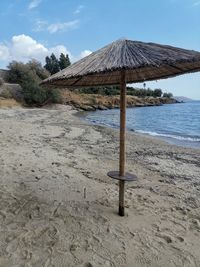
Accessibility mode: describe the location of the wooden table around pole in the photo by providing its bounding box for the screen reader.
[107,70,138,217]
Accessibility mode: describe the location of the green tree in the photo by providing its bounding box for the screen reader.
[44,56,52,74]
[163,92,173,98]
[146,88,153,96]
[78,85,174,99]
[59,53,71,70]
[44,53,60,75]
[153,89,162,97]
[50,53,60,74]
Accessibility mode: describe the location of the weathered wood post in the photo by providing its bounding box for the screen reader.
[119,70,126,216]
[107,70,137,216]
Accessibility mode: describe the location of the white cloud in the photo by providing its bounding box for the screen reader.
[47,20,79,33]
[0,34,91,68]
[34,19,79,33]
[49,45,72,60]
[34,19,48,32]
[74,5,84,15]
[71,50,92,62]
[28,0,42,10]
[0,44,10,61]
[11,35,48,60]
[80,50,92,58]
[0,34,65,65]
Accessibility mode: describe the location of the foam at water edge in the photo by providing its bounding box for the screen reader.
[135,130,200,142]
[86,118,200,143]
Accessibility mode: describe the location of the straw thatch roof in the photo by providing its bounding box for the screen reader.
[41,39,200,87]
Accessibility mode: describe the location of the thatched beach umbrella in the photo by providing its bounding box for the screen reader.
[41,39,200,216]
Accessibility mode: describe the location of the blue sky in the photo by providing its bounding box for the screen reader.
[0,0,200,99]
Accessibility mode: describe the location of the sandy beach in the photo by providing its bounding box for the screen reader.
[0,105,200,267]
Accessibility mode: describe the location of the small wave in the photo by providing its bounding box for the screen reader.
[86,117,200,143]
[135,130,200,142]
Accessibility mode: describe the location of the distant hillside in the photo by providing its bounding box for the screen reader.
[174,96,193,102]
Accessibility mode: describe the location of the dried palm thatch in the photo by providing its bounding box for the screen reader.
[41,39,200,87]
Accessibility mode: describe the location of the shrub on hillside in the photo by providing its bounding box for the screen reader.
[7,60,49,85]
[7,60,62,106]
[47,88,62,104]
[153,89,162,97]
[22,81,47,106]
[163,92,173,98]
[28,60,50,80]
[79,86,120,95]
[0,86,12,99]
[78,86,165,98]
[23,81,62,106]
[0,78,4,86]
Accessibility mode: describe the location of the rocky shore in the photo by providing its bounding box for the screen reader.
[61,90,178,111]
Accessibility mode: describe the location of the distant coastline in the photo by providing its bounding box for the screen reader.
[174,96,194,103]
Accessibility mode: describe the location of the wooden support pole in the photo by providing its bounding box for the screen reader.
[107,70,137,215]
[119,70,126,216]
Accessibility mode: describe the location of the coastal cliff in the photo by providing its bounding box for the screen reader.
[60,90,178,111]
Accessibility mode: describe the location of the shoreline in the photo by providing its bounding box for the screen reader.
[0,105,200,266]
[79,108,200,150]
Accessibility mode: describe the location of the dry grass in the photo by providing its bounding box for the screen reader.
[0,97,22,108]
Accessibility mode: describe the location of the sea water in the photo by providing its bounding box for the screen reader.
[85,101,200,149]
